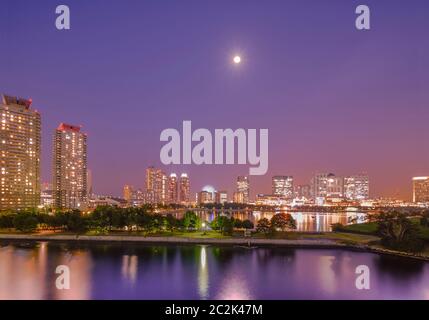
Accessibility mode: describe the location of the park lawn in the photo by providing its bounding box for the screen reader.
[151,230,232,239]
[251,231,301,240]
[248,231,379,244]
[83,229,233,239]
[336,217,429,244]
[407,217,429,241]
[338,222,378,235]
[302,232,380,245]
[416,225,429,241]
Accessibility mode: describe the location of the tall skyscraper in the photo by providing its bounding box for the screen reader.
[0,94,41,210]
[236,176,250,203]
[145,166,166,204]
[413,177,429,203]
[179,173,190,205]
[168,173,178,204]
[272,176,294,199]
[344,175,369,200]
[53,123,88,210]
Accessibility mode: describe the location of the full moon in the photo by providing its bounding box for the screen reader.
[233,55,241,64]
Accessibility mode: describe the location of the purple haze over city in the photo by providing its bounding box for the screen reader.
[1,0,429,199]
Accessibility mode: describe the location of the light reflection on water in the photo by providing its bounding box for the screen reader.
[198,246,209,299]
[181,211,368,232]
[0,241,428,300]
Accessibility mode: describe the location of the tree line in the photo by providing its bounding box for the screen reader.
[0,206,299,236]
[0,206,262,235]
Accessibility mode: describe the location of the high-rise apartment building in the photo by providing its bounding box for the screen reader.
[0,94,41,210]
[168,173,178,204]
[236,176,250,203]
[145,166,156,197]
[272,176,294,199]
[146,167,162,204]
[179,173,190,205]
[413,177,429,203]
[145,166,168,204]
[53,123,87,210]
[344,175,369,200]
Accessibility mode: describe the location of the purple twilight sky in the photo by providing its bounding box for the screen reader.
[1,0,429,200]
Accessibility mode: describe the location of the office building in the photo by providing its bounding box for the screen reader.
[344,175,369,200]
[311,173,343,199]
[272,176,294,199]
[215,191,228,204]
[413,177,429,203]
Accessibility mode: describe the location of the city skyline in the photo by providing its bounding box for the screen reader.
[2,1,429,200]
[1,92,425,205]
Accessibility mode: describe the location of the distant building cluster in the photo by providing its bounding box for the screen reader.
[123,167,190,206]
[254,173,370,207]
[311,173,370,204]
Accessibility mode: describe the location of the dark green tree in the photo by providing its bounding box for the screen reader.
[0,214,14,229]
[182,211,201,230]
[256,218,271,234]
[420,210,429,227]
[210,216,233,235]
[13,212,38,232]
[165,214,179,232]
[270,213,296,232]
[242,219,254,229]
[233,219,243,229]
[375,211,424,252]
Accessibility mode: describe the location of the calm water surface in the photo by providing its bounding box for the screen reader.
[0,241,428,300]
